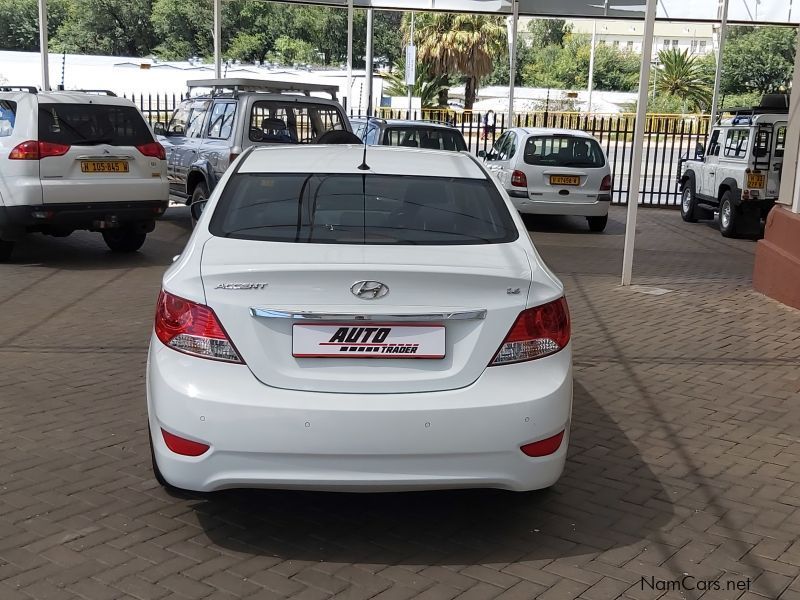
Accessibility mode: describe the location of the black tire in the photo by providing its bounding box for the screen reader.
[718,190,739,238]
[190,182,209,228]
[0,240,14,262]
[680,181,698,222]
[102,228,147,253]
[587,215,608,232]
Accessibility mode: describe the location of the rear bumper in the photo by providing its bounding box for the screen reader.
[0,201,168,239]
[147,337,573,493]
[509,194,611,217]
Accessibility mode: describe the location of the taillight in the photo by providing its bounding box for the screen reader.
[521,431,565,457]
[137,141,166,160]
[161,429,210,456]
[600,175,612,191]
[154,290,243,363]
[511,170,528,187]
[9,140,70,160]
[490,297,570,366]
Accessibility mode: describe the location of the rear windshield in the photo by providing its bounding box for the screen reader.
[209,173,518,245]
[383,127,467,151]
[38,103,153,146]
[249,101,346,143]
[0,101,15,137]
[524,135,605,168]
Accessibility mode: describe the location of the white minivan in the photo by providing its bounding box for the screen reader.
[481,128,612,232]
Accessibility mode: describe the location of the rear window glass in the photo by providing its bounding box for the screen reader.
[0,100,15,137]
[38,103,153,146]
[524,135,605,168]
[383,127,467,151]
[209,173,518,245]
[249,101,345,143]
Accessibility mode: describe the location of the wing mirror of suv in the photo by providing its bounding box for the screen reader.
[190,200,207,222]
[477,150,487,159]
[694,142,705,159]
[153,122,167,136]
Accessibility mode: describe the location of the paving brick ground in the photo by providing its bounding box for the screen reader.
[0,206,798,600]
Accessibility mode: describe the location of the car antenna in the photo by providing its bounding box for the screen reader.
[357,99,371,171]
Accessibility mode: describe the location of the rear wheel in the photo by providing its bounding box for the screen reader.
[190,182,209,228]
[587,215,608,232]
[719,191,739,238]
[102,228,147,253]
[0,240,14,262]
[680,182,698,222]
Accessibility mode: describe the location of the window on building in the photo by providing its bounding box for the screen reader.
[690,40,698,52]
[672,39,679,47]
[613,40,620,47]
[699,40,707,52]
[627,41,634,49]
[662,39,670,48]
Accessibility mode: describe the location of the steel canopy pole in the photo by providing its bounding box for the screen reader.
[507,0,519,123]
[620,0,657,286]
[587,19,597,113]
[346,0,354,112]
[365,8,374,116]
[213,0,222,79]
[38,0,50,91]
[708,0,730,130]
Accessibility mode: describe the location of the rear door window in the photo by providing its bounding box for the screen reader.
[38,103,153,146]
[0,100,15,136]
[524,136,605,167]
[249,101,345,143]
[209,173,518,245]
[207,101,236,139]
[383,127,467,151]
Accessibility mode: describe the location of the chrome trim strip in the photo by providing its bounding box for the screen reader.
[249,308,487,322]
[76,155,134,160]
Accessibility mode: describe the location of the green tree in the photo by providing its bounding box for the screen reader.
[383,60,450,108]
[409,13,506,109]
[525,18,571,49]
[52,0,155,56]
[270,36,318,65]
[721,26,796,95]
[0,0,69,52]
[654,48,712,112]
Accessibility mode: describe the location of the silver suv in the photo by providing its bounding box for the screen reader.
[0,87,168,261]
[154,78,352,206]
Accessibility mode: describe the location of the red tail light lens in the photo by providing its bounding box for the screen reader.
[161,429,210,456]
[137,141,167,160]
[600,175,612,191]
[511,170,528,187]
[154,290,243,363]
[9,140,70,160]
[521,431,565,457]
[490,297,570,365]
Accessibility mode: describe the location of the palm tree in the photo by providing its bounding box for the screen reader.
[383,61,451,109]
[407,13,507,110]
[655,48,712,113]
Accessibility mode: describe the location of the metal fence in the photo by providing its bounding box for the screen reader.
[126,92,710,208]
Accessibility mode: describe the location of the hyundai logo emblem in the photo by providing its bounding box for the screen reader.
[350,281,389,300]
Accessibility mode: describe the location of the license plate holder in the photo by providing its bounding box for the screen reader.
[80,160,129,173]
[746,173,765,189]
[292,323,445,359]
[549,175,580,186]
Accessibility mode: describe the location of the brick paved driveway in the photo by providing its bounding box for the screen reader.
[0,207,798,600]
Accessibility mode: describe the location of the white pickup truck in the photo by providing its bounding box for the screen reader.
[678,95,788,238]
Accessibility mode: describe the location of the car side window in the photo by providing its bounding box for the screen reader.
[185,101,211,139]
[365,125,379,145]
[167,101,192,135]
[496,133,515,161]
[707,129,721,156]
[487,133,508,161]
[0,100,15,137]
[207,102,236,140]
[505,133,517,159]
[775,126,786,158]
[724,128,750,159]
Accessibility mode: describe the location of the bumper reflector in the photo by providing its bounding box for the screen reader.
[161,429,210,456]
[520,430,564,457]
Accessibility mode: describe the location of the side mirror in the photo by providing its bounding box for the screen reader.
[694,142,705,159]
[153,122,167,136]
[190,200,207,223]
[477,150,486,158]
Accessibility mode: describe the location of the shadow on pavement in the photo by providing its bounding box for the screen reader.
[190,381,673,565]
[522,213,626,236]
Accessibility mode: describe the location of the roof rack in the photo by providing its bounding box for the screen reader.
[70,89,118,96]
[719,93,789,124]
[0,86,37,93]
[186,78,338,100]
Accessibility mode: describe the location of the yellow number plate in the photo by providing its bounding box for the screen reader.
[80,160,129,173]
[550,175,580,186]
[746,173,765,189]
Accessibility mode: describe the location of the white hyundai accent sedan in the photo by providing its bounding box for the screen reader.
[147,144,573,493]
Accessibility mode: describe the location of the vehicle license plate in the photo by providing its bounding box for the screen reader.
[746,173,765,189]
[549,175,580,186]
[80,160,129,173]
[293,324,445,359]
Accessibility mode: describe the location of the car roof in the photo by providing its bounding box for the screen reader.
[0,90,137,107]
[350,117,458,130]
[240,145,486,179]
[510,127,595,138]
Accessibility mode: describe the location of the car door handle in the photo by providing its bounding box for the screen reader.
[708,171,715,175]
